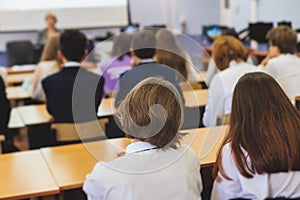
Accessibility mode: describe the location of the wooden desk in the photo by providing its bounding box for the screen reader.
[197,71,207,83]
[6,86,30,100]
[41,138,131,190]
[7,65,35,74]
[7,73,33,85]
[181,125,228,167]
[17,104,52,126]
[0,150,59,199]
[184,89,208,107]
[8,108,25,129]
[97,98,115,118]
[40,126,227,190]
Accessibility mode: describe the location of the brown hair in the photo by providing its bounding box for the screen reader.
[267,25,297,54]
[212,36,247,71]
[40,34,61,63]
[45,12,57,23]
[116,77,184,148]
[156,29,188,79]
[111,33,132,61]
[213,72,300,179]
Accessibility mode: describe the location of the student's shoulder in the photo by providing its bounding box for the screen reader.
[42,70,61,84]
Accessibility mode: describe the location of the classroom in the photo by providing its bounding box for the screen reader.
[1,0,300,199]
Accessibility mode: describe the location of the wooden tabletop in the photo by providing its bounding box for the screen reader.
[40,126,228,191]
[0,150,59,199]
[97,98,115,118]
[6,86,30,100]
[184,89,208,107]
[197,71,207,83]
[7,65,36,74]
[40,138,131,190]
[8,108,25,129]
[7,73,33,85]
[17,104,53,126]
[181,125,228,167]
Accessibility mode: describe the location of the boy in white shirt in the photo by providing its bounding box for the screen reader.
[261,25,300,101]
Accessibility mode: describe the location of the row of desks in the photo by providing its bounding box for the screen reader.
[8,89,209,129]
[0,125,228,199]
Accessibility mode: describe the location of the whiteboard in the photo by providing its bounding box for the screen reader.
[0,0,128,32]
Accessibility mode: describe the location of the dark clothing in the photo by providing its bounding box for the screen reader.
[0,77,11,134]
[115,62,185,107]
[42,67,104,123]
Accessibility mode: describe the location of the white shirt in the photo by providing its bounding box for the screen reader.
[65,61,81,67]
[203,61,261,127]
[265,54,300,101]
[211,143,300,199]
[83,141,202,200]
[30,60,59,100]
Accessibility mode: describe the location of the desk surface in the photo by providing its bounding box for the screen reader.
[0,150,59,199]
[40,126,228,191]
[7,65,35,74]
[41,138,131,190]
[6,86,30,100]
[8,108,25,129]
[7,73,33,85]
[17,104,52,126]
[17,90,208,126]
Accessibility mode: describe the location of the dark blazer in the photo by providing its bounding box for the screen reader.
[42,67,104,123]
[115,62,185,107]
[0,76,11,134]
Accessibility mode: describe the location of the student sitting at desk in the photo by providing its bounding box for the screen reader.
[96,33,132,96]
[211,72,300,199]
[203,36,261,127]
[115,30,184,107]
[0,76,10,136]
[83,77,202,200]
[30,34,61,101]
[260,25,300,102]
[155,29,198,82]
[42,30,104,123]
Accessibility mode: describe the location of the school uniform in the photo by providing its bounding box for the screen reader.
[203,61,261,127]
[83,141,202,200]
[211,143,300,199]
[42,62,104,123]
[265,54,300,101]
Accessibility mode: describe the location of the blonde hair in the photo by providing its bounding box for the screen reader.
[212,36,247,71]
[40,34,60,63]
[116,77,184,148]
[45,12,57,23]
[156,29,187,78]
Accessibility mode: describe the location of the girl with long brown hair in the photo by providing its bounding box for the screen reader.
[211,72,300,199]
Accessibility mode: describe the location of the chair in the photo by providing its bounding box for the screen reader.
[249,22,273,43]
[51,120,106,145]
[0,134,5,154]
[6,41,35,66]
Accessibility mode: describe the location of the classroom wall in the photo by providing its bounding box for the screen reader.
[229,0,300,31]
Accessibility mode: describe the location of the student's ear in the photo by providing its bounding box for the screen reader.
[81,50,89,62]
[130,47,135,57]
[57,50,66,64]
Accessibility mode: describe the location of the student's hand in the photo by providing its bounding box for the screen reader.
[117,151,125,157]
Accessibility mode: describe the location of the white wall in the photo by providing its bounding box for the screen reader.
[228,0,300,32]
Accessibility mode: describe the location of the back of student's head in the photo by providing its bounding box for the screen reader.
[131,30,156,59]
[41,34,60,63]
[60,30,87,62]
[267,25,297,54]
[116,77,184,148]
[155,29,187,78]
[214,72,300,179]
[111,33,132,60]
[212,36,247,70]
